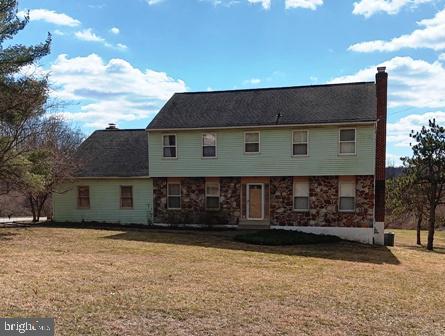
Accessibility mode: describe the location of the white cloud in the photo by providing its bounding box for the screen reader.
[387,111,445,147]
[74,28,105,43]
[352,0,433,18]
[53,29,65,36]
[247,0,271,10]
[18,9,80,26]
[285,0,323,10]
[74,29,127,51]
[244,78,262,85]
[49,54,186,128]
[349,8,445,52]
[116,43,128,50]
[330,56,445,109]
[146,0,165,5]
[386,153,403,166]
[110,27,120,34]
[439,53,445,61]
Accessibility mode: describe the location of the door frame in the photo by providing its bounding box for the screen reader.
[246,183,265,220]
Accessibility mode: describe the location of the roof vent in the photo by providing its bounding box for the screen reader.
[106,123,118,130]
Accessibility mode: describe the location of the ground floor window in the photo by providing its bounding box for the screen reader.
[77,186,90,209]
[339,176,355,212]
[120,186,133,209]
[293,178,310,211]
[167,182,181,209]
[205,181,220,210]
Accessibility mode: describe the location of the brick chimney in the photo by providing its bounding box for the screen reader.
[375,66,387,226]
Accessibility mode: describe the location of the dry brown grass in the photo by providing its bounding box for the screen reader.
[0,226,444,336]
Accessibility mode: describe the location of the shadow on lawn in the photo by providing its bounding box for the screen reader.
[103,229,400,265]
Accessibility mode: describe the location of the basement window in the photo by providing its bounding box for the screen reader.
[77,186,90,209]
[205,181,220,210]
[339,129,356,155]
[167,183,181,209]
[163,134,177,158]
[120,186,133,209]
[339,176,355,212]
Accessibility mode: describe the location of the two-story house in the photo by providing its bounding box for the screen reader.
[53,67,388,244]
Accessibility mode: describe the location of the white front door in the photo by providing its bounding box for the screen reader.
[247,184,264,220]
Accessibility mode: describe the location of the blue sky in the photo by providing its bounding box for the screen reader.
[15,0,445,165]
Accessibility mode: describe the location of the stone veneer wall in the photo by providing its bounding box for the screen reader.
[153,177,240,225]
[154,176,373,227]
[270,175,374,228]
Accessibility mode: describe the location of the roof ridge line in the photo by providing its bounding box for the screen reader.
[176,81,375,95]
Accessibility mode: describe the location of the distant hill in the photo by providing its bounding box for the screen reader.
[386,167,404,179]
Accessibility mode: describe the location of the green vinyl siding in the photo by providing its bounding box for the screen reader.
[53,179,153,224]
[148,125,376,177]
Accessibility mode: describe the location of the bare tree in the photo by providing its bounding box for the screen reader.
[16,117,83,221]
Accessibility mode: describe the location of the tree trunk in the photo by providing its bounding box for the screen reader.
[36,194,49,222]
[416,213,422,245]
[427,205,436,251]
[28,195,37,222]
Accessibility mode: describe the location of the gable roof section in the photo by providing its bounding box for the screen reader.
[75,129,148,178]
[147,82,377,130]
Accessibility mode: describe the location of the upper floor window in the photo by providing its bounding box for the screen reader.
[293,178,310,211]
[293,130,308,156]
[339,129,356,155]
[205,181,220,210]
[167,182,181,209]
[244,132,260,153]
[120,186,133,209]
[163,134,177,158]
[77,186,90,209]
[202,133,217,158]
[339,176,355,212]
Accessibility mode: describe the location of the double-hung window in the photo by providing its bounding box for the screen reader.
[120,186,133,209]
[205,181,220,210]
[293,178,310,211]
[167,183,181,209]
[293,130,308,156]
[339,177,355,212]
[244,132,260,153]
[163,134,177,158]
[339,129,356,155]
[202,133,217,158]
[78,186,90,209]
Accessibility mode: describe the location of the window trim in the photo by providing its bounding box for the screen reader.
[293,178,310,212]
[338,176,356,212]
[244,131,261,154]
[202,133,217,159]
[292,130,309,157]
[167,182,181,210]
[338,128,357,156]
[77,186,90,209]
[205,181,220,210]
[120,185,134,209]
[162,133,177,159]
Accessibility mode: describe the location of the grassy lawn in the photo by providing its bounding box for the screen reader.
[0,226,444,336]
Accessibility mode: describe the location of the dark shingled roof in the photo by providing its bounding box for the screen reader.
[76,129,148,177]
[147,82,377,130]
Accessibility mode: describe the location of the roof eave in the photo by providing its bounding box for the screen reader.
[146,120,377,132]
